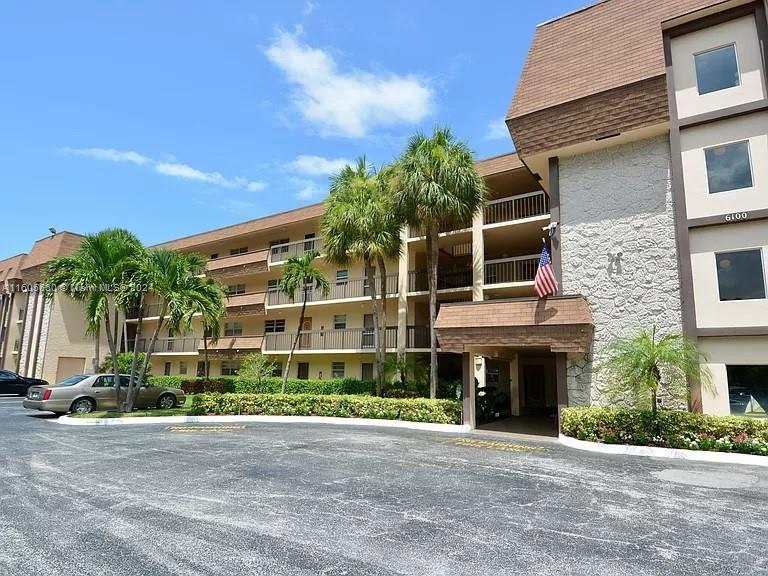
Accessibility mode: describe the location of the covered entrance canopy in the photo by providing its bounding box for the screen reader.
[435,296,593,431]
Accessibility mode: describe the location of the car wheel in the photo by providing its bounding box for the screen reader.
[70,398,95,414]
[157,394,176,409]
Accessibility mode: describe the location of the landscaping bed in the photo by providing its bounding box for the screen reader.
[189,393,462,424]
[70,395,195,419]
[561,407,768,456]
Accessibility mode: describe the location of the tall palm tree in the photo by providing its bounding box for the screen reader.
[190,276,227,380]
[45,229,144,408]
[393,127,486,398]
[121,250,223,411]
[278,250,329,392]
[600,326,711,415]
[322,158,402,395]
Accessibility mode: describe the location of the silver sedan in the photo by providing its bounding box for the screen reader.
[23,374,186,415]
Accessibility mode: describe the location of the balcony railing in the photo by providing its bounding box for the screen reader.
[267,274,399,306]
[263,327,398,352]
[409,220,472,239]
[203,335,263,351]
[483,191,549,225]
[406,325,430,349]
[126,303,163,320]
[408,268,472,292]
[207,249,268,277]
[269,237,325,265]
[484,255,539,285]
[126,337,199,353]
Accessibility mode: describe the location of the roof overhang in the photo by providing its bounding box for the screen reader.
[435,295,593,354]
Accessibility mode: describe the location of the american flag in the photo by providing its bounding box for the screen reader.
[534,244,558,298]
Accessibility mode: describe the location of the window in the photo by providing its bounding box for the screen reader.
[272,362,283,377]
[705,141,753,193]
[224,322,243,337]
[221,360,240,376]
[270,238,289,254]
[333,315,347,330]
[727,365,768,417]
[361,363,373,381]
[264,319,286,333]
[93,375,116,388]
[164,362,172,376]
[18,308,24,321]
[716,249,766,301]
[297,362,309,380]
[0,370,14,381]
[331,362,345,379]
[210,253,219,259]
[335,270,348,285]
[304,233,316,252]
[179,361,188,375]
[197,361,206,377]
[227,284,246,295]
[230,247,248,256]
[694,44,739,95]
[267,279,279,293]
[13,339,19,352]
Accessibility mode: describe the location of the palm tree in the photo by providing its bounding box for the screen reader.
[278,250,329,392]
[45,229,143,408]
[393,127,486,398]
[600,326,711,415]
[322,158,402,395]
[121,250,223,411]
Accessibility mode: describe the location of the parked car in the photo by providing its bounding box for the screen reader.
[0,370,48,396]
[23,374,185,415]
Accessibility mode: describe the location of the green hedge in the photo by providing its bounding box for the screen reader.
[561,407,768,456]
[189,393,462,424]
[147,376,375,395]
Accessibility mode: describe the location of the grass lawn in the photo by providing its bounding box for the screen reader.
[70,395,195,419]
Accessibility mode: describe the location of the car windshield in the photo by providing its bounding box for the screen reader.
[55,375,89,387]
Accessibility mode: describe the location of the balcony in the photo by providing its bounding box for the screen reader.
[267,274,399,306]
[484,254,539,286]
[269,237,324,265]
[201,335,263,358]
[125,303,165,320]
[207,249,268,278]
[127,337,199,354]
[409,220,472,239]
[483,191,549,226]
[226,291,266,317]
[406,325,430,349]
[408,268,472,293]
[263,327,398,352]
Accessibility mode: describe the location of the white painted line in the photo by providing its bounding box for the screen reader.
[559,434,768,468]
[58,414,471,434]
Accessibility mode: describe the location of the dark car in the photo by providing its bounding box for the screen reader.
[0,370,48,396]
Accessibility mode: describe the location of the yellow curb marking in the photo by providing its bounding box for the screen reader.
[440,438,545,452]
[166,425,246,433]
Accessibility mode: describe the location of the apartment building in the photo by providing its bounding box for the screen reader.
[3,0,766,431]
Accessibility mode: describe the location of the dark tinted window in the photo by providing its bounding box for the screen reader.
[705,141,753,193]
[57,375,89,386]
[695,44,739,95]
[727,365,768,417]
[716,250,766,301]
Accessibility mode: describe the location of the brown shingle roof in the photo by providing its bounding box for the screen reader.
[475,152,524,177]
[20,232,84,280]
[508,0,725,121]
[0,254,26,288]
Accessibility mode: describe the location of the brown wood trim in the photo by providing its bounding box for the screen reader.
[697,326,768,337]
[666,2,760,38]
[555,352,567,433]
[663,32,698,341]
[31,291,47,379]
[678,99,768,129]
[21,290,36,375]
[547,157,563,291]
[688,207,768,229]
[461,352,475,429]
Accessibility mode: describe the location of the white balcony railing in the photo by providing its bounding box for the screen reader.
[483,191,549,225]
[484,254,539,285]
[269,237,325,265]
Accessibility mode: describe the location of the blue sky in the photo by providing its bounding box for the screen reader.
[1,0,587,256]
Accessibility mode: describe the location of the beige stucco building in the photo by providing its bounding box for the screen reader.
[2,0,767,431]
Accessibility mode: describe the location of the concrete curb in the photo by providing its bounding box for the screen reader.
[559,434,768,467]
[58,414,471,434]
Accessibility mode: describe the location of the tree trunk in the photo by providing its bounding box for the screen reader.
[93,332,100,373]
[126,303,166,411]
[377,256,388,391]
[126,297,145,412]
[103,307,121,410]
[365,259,382,396]
[283,287,308,393]
[427,223,439,399]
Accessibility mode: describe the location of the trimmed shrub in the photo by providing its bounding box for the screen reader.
[189,393,462,424]
[179,379,232,394]
[231,377,375,396]
[561,407,768,456]
[147,376,186,388]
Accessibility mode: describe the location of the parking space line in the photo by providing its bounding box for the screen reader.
[166,425,247,433]
[437,437,546,453]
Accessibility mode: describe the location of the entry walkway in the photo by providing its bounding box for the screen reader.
[477,415,558,437]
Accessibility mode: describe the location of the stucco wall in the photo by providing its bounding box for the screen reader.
[559,135,684,407]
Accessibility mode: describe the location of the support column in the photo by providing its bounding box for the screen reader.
[471,211,486,391]
[555,352,567,433]
[396,228,409,357]
[509,354,520,416]
[462,351,475,429]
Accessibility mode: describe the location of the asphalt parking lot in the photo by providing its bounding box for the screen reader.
[1,396,767,576]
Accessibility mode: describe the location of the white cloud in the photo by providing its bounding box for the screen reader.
[61,147,265,191]
[302,1,317,16]
[265,30,433,138]
[286,154,351,176]
[59,147,150,165]
[484,118,510,141]
[290,178,324,200]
